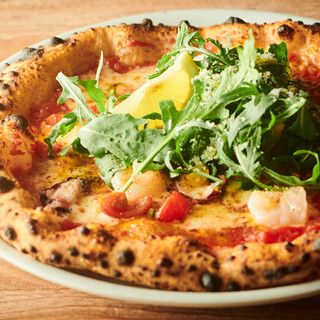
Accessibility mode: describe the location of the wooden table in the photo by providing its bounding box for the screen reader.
[0,1,319,319]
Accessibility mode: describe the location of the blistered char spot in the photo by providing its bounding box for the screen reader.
[21,47,37,59]
[50,251,62,263]
[277,24,295,40]
[227,281,241,291]
[4,226,17,240]
[0,176,15,193]
[157,257,173,268]
[26,218,37,235]
[223,17,246,24]
[200,271,222,292]
[5,114,29,132]
[117,249,135,266]
[98,260,109,269]
[50,37,65,45]
[68,247,79,256]
[79,226,90,235]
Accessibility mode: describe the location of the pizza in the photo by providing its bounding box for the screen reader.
[0,17,320,293]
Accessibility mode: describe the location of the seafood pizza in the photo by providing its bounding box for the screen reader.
[0,18,320,292]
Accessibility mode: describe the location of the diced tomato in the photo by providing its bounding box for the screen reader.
[31,141,49,159]
[156,191,189,222]
[88,104,99,115]
[46,114,63,126]
[60,218,81,231]
[126,40,155,48]
[100,192,153,219]
[245,226,305,244]
[29,90,65,128]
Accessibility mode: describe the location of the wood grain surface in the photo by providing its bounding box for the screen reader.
[0,0,319,319]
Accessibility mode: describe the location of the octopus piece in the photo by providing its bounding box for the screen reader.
[41,179,84,210]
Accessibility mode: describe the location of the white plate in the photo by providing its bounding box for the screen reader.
[0,9,319,308]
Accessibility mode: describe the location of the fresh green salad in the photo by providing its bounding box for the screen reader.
[45,22,320,191]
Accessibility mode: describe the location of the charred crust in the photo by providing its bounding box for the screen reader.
[301,252,310,263]
[29,245,37,253]
[263,266,294,280]
[21,47,37,59]
[26,218,37,235]
[98,229,116,241]
[98,259,109,269]
[157,257,173,268]
[68,247,79,257]
[284,241,295,252]
[277,24,295,40]
[211,258,219,270]
[152,269,161,277]
[180,20,191,27]
[227,281,241,291]
[79,226,90,235]
[8,70,19,77]
[81,253,90,259]
[239,245,247,251]
[241,264,255,275]
[50,37,65,45]
[0,176,15,193]
[200,271,222,292]
[0,83,9,90]
[117,249,135,266]
[50,251,62,264]
[141,18,154,31]
[36,48,44,57]
[5,114,29,132]
[223,17,247,24]
[187,264,197,272]
[113,270,122,277]
[4,226,16,240]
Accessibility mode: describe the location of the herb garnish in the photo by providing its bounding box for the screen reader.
[45,23,320,191]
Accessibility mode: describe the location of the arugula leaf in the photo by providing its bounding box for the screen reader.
[263,151,320,188]
[44,53,106,152]
[76,113,166,165]
[45,22,320,192]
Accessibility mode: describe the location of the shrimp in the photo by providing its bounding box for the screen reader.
[111,168,170,204]
[247,187,308,227]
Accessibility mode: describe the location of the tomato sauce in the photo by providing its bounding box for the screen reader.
[29,90,66,129]
[126,40,155,48]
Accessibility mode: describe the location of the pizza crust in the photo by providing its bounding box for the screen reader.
[0,18,320,292]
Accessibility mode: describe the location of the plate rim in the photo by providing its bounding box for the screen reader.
[0,8,319,308]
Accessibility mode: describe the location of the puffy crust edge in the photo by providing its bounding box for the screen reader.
[0,19,320,292]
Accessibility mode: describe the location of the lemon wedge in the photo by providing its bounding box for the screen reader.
[113,51,199,128]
